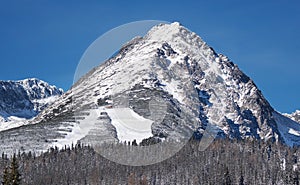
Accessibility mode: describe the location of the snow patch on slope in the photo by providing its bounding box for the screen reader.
[106,108,153,143]
[289,128,300,136]
[53,109,99,148]
[0,116,30,132]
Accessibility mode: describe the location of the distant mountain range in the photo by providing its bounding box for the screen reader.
[0,78,63,131]
[0,22,299,156]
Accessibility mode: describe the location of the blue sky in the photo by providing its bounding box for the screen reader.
[0,0,299,113]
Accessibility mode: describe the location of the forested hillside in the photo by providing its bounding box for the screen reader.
[1,139,299,185]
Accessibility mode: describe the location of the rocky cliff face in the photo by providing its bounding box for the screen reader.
[0,22,299,156]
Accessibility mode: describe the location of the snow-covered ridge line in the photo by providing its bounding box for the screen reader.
[283,110,300,123]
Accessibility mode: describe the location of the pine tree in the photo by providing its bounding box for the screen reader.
[140,175,148,185]
[132,140,138,146]
[128,173,136,185]
[293,170,299,185]
[2,166,10,185]
[10,154,21,185]
[239,174,245,185]
[223,167,232,185]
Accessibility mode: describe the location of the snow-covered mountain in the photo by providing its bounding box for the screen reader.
[0,78,63,131]
[0,22,300,155]
[284,110,300,123]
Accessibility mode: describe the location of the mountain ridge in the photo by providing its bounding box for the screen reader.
[0,22,299,156]
[0,78,63,131]
[284,110,300,123]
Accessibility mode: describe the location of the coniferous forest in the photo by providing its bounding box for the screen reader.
[0,139,299,185]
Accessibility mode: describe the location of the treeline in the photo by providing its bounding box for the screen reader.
[0,139,299,185]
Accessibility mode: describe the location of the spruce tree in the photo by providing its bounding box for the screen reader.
[2,166,10,185]
[223,167,232,185]
[10,154,21,185]
[239,174,245,185]
[132,139,138,146]
[128,173,136,185]
[293,170,299,185]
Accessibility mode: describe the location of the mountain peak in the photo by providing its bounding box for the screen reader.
[1,23,300,158]
[145,22,204,46]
